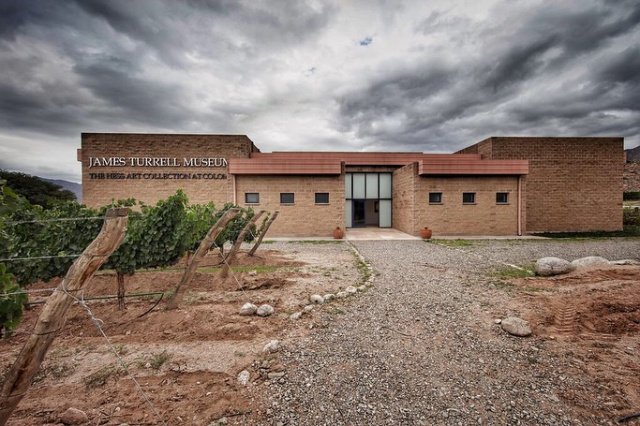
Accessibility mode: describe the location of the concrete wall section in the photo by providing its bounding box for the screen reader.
[235,175,344,237]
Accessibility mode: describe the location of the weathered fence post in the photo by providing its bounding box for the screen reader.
[220,210,265,278]
[0,208,129,426]
[166,208,241,309]
[248,210,279,256]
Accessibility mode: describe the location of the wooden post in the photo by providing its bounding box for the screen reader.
[116,272,126,310]
[248,210,279,256]
[220,210,265,278]
[166,208,241,309]
[0,208,129,425]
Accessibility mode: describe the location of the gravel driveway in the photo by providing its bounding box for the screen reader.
[250,239,640,426]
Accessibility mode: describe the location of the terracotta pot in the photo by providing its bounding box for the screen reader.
[333,227,344,239]
[420,227,432,239]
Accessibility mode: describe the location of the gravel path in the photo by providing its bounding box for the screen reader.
[250,239,640,426]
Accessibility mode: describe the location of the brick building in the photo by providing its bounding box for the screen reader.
[79,134,624,236]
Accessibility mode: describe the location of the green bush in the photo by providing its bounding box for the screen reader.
[623,192,640,201]
[623,208,640,226]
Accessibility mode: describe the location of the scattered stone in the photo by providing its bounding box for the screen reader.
[239,302,257,316]
[357,285,367,292]
[336,291,348,298]
[289,312,303,321]
[248,270,257,276]
[345,286,358,294]
[611,259,640,265]
[303,305,314,312]
[263,340,281,353]
[59,407,88,425]
[268,372,285,380]
[494,319,502,324]
[144,362,151,369]
[256,304,274,317]
[310,294,324,304]
[570,256,610,269]
[501,317,532,337]
[323,293,335,302]
[535,257,574,276]
[237,370,250,386]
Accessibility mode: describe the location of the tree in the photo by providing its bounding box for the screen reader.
[0,170,75,209]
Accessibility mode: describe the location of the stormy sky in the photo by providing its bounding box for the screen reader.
[0,0,639,182]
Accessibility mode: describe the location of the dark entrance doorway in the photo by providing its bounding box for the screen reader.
[353,200,366,226]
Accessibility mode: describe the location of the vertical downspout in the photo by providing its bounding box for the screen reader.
[517,176,522,236]
[232,174,237,205]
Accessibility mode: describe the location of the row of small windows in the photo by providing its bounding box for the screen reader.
[428,192,510,205]
[245,192,330,205]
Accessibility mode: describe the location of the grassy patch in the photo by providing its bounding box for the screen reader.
[490,264,535,279]
[533,225,640,239]
[355,257,372,285]
[137,350,171,370]
[84,364,127,388]
[428,239,474,247]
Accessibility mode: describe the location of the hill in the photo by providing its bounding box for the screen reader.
[40,178,82,202]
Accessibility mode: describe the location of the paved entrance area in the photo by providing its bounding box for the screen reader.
[345,227,421,240]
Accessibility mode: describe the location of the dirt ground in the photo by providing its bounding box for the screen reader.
[0,243,360,425]
[508,265,640,418]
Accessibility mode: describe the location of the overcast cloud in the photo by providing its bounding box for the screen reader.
[0,0,638,182]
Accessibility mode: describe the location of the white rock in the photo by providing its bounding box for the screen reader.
[336,291,348,298]
[237,370,250,386]
[309,294,324,304]
[239,303,257,316]
[357,285,367,292]
[323,293,335,302]
[256,304,274,317]
[60,407,88,425]
[570,256,610,269]
[289,312,303,321]
[303,305,314,312]
[494,319,502,324]
[535,257,574,276]
[248,270,257,276]
[501,317,532,337]
[345,286,358,294]
[611,259,640,265]
[263,340,281,353]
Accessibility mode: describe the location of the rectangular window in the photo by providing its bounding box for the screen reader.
[280,192,294,204]
[428,192,443,204]
[315,192,329,204]
[245,192,259,204]
[496,192,509,204]
[462,192,476,204]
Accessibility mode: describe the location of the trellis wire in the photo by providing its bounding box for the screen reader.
[0,254,81,262]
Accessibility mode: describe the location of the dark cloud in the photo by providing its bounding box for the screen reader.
[0,0,638,181]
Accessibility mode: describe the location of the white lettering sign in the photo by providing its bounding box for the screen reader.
[88,157,228,168]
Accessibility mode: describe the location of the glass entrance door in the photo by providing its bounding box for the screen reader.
[353,200,366,227]
[345,172,392,228]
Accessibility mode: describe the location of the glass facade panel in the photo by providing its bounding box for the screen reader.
[345,174,352,199]
[379,173,392,198]
[366,173,378,199]
[379,200,392,227]
[352,173,365,199]
[345,200,353,228]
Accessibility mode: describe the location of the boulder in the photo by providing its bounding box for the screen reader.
[239,303,257,316]
[535,257,574,276]
[263,339,281,353]
[336,291,348,299]
[60,407,88,425]
[323,293,335,302]
[570,256,610,269]
[237,370,250,386]
[501,317,532,337]
[345,286,358,294]
[256,304,274,317]
[309,294,324,304]
[289,312,303,321]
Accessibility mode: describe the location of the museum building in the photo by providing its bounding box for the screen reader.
[78,134,624,237]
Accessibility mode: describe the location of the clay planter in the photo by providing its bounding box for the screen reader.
[333,227,344,239]
[419,227,433,239]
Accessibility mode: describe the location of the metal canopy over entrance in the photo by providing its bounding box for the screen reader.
[345,172,392,228]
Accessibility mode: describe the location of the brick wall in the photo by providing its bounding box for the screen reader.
[80,133,254,207]
[392,163,417,234]
[624,162,640,192]
[465,137,623,232]
[415,176,521,235]
[235,175,344,237]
